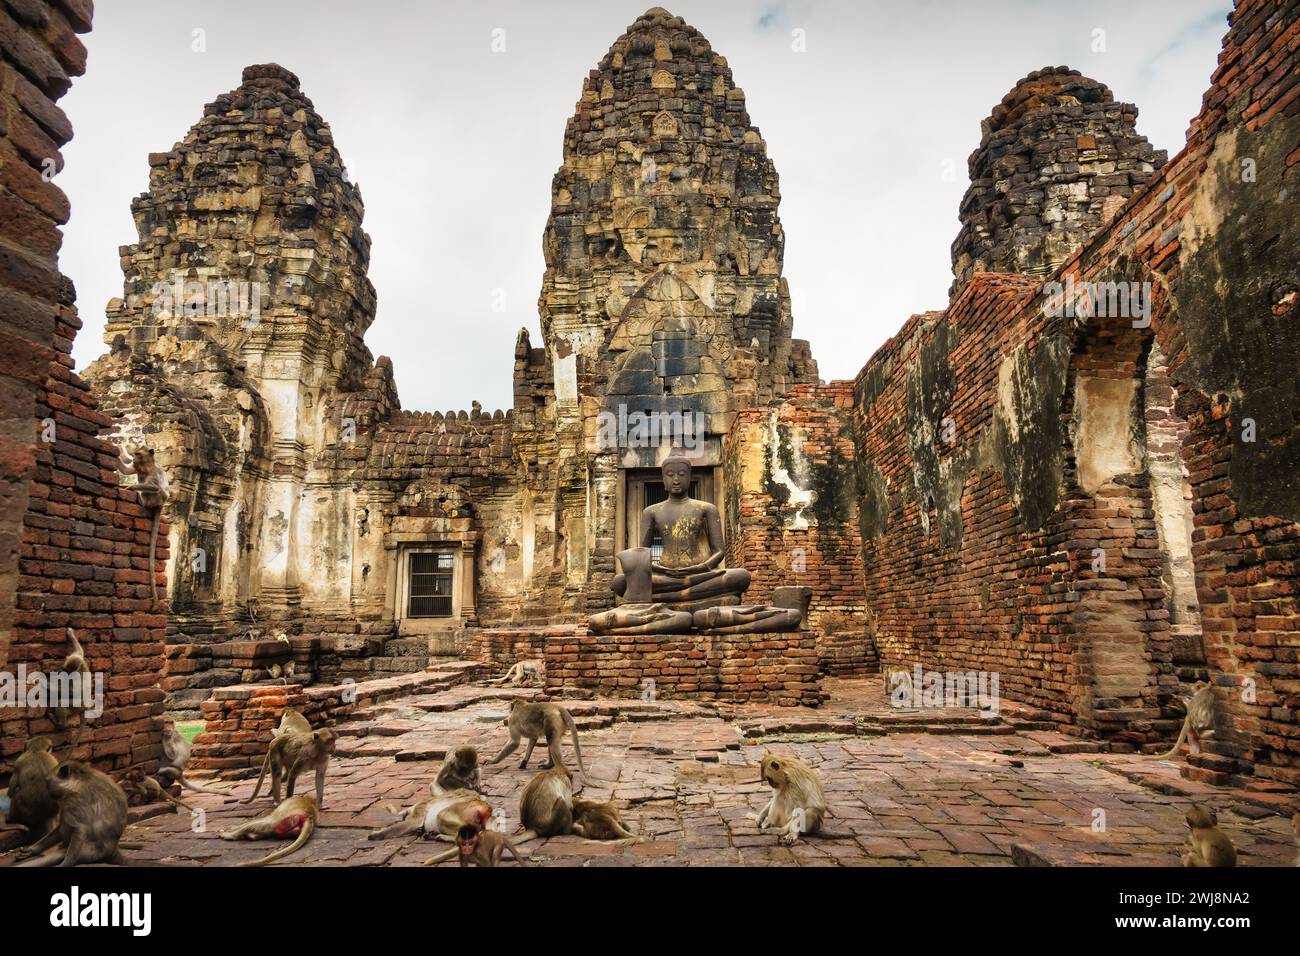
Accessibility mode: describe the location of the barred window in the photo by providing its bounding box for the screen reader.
[408,551,454,617]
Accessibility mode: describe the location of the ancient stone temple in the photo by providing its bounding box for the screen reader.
[4,1,1296,834]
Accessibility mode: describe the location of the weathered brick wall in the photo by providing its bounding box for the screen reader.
[546,628,823,707]
[852,0,1300,783]
[723,382,875,675]
[461,625,564,671]
[1,0,168,777]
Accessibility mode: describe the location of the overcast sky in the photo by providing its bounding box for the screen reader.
[59,0,1232,413]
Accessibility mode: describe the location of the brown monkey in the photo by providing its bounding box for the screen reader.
[433,745,481,794]
[271,708,312,739]
[1,737,59,838]
[456,824,527,867]
[15,761,128,867]
[369,789,492,842]
[488,700,586,775]
[1150,682,1216,759]
[493,659,544,687]
[48,627,93,736]
[156,721,229,796]
[117,447,171,603]
[120,768,196,812]
[219,794,317,867]
[242,726,336,808]
[1181,805,1237,867]
[756,752,826,845]
[516,765,574,841]
[572,798,637,841]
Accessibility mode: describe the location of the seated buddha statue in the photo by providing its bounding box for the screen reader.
[612,455,750,612]
[589,456,807,636]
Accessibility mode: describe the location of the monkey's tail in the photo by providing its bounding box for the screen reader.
[564,710,587,777]
[66,626,84,658]
[148,509,161,604]
[177,775,231,797]
[235,819,314,867]
[1149,716,1190,760]
[241,751,272,803]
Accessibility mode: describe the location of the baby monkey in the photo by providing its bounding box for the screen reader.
[433,745,481,794]
[456,823,528,867]
[121,768,196,812]
[1181,805,1237,867]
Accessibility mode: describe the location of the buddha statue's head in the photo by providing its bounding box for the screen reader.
[661,453,692,497]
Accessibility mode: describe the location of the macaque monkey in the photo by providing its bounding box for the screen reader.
[433,746,481,794]
[156,720,229,796]
[494,659,544,687]
[755,752,826,845]
[572,798,637,841]
[456,824,527,867]
[117,446,171,602]
[121,767,196,812]
[271,709,312,739]
[1150,682,1216,759]
[16,761,128,867]
[1,737,59,838]
[48,627,92,735]
[488,700,586,775]
[368,789,492,843]
[219,794,317,867]
[516,765,574,841]
[1181,805,1237,867]
[242,725,336,808]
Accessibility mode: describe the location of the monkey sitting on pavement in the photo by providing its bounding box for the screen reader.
[0,736,59,840]
[488,700,586,775]
[1181,805,1237,867]
[16,761,129,867]
[219,794,318,867]
[433,745,482,794]
[156,720,230,796]
[456,823,528,867]
[242,722,336,808]
[755,752,826,845]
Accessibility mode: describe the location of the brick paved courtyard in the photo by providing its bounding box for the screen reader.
[53,678,1294,868]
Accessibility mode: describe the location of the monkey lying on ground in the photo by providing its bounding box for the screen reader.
[16,761,129,867]
[0,736,59,839]
[242,722,336,808]
[488,700,586,775]
[156,720,230,796]
[121,768,196,812]
[572,798,637,842]
[117,447,171,603]
[220,794,318,867]
[1181,805,1237,867]
[1149,682,1215,759]
[48,627,92,739]
[492,659,544,687]
[755,752,826,845]
[456,823,528,866]
[368,789,492,842]
[433,745,481,794]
